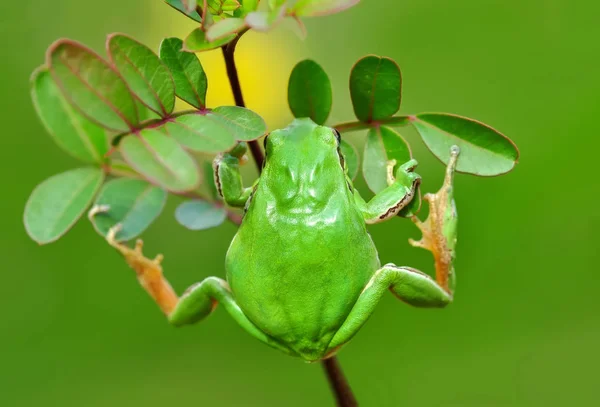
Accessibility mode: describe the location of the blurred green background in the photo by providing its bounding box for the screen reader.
[2,1,598,406]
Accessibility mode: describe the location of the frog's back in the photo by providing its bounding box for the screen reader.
[224,119,380,361]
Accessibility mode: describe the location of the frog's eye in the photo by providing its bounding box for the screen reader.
[333,128,341,145]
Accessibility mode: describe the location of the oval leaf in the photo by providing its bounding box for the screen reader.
[350,55,401,123]
[206,18,247,42]
[184,28,237,52]
[340,139,359,180]
[209,106,267,141]
[175,200,227,230]
[89,178,167,241]
[292,0,360,16]
[411,113,519,176]
[165,114,237,153]
[287,59,332,125]
[24,167,104,244]
[120,128,200,192]
[48,40,139,132]
[363,126,411,193]
[108,34,176,117]
[31,67,108,163]
[165,0,203,22]
[159,37,208,109]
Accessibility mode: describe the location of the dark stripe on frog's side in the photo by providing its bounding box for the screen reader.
[378,177,421,220]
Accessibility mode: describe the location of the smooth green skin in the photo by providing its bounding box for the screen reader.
[169,118,452,361]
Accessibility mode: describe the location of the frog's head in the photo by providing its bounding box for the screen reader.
[262,118,346,180]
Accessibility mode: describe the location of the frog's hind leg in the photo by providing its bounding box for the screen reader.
[326,264,452,354]
[326,146,461,357]
[105,226,294,356]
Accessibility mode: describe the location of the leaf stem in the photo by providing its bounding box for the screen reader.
[333,115,411,133]
[221,34,264,171]
[322,357,358,407]
[220,33,358,406]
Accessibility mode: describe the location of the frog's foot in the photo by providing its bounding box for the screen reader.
[409,145,460,293]
[326,264,452,355]
[106,224,178,315]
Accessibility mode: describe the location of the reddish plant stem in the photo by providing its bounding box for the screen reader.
[220,35,358,406]
[322,357,358,407]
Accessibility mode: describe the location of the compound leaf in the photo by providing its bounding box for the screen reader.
[89,178,167,241]
[159,37,208,109]
[175,200,227,230]
[108,34,175,117]
[48,40,139,132]
[184,28,236,52]
[411,113,519,176]
[120,128,200,192]
[31,67,108,163]
[24,167,104,244]
[362,126,411,193]
[209,106,267,141]
[350,55,401,123]
[288,59,332,125]
[165,113,236,152]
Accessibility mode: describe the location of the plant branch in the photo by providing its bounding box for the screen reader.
[221,35,265,171]
[322,357,358,407]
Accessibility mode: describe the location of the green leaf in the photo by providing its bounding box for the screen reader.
[31,67,108,163]
[234,0,257,16]
[287,59,332,125]
[24,167,104,244]
[206,18,247,42]
[165,113,236,152]
[411,113,519,176]
[292,0,360,16]
[89,178,167,241]
[183,0,197,12]
[245,7,286,31]
[159,37,208,109]
[120,129,200,192]
[108,159,142,179]
[340,139,359,180]
[362,126,411,193]
[184,28,236,52]
[175,200,227,230]
[48,40,139,132]
[165,0,203,22]
[108,34,176,117]
[222,0,242,12]
[209,106,267,141]
[350,55,402,123]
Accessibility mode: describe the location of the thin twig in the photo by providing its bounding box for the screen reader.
[220,33,358,406]
[322,357,358,407]
[221,36,265,170]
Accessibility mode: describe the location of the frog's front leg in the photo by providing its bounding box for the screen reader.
[327,147,460,356]
[354,159,421,224]
[106,226,294,355]
[213,145,255,208]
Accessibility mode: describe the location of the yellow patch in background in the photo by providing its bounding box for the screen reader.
[151,4,303,130]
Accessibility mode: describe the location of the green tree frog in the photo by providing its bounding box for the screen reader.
[107,118,460,362]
